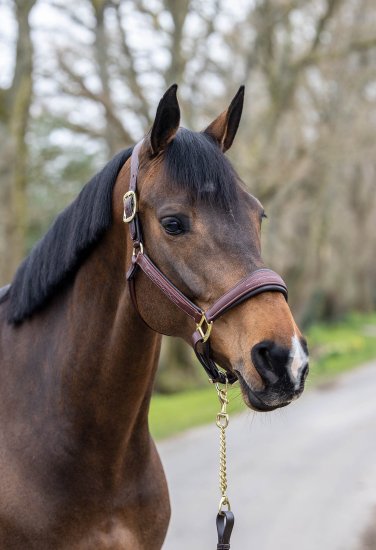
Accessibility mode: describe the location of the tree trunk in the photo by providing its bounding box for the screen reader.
[0,0,36,284]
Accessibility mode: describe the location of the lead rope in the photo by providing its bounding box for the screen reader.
[215,378,234,549]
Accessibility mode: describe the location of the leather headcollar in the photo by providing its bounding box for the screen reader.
[124,140,288,384]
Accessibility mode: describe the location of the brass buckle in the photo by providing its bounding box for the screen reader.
[132,242,144,257]
[196,313,213,343]
[123,190,137,223]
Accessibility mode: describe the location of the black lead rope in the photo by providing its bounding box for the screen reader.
[216,510,234,549]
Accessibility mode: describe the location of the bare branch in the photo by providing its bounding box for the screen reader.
[57,53,133,145]
[47,2,94,30]
[114,3,152,125]
[60,120,106,141]
[309,0,340,53]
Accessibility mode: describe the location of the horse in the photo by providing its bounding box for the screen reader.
[0,85,308,549]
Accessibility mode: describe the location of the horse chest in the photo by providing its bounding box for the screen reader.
[0,447,170,549]
[0,515,164,550]
[66,517,154,550]
[0,492,169,550]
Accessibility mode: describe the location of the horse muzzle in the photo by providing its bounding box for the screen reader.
[236,337,309,411]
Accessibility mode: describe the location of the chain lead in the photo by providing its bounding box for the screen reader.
[215,377,231,514]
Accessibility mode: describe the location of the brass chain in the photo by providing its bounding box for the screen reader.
[215,378,231,513]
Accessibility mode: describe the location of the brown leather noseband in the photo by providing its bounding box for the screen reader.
[124,140,288,384]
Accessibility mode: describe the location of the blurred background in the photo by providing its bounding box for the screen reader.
[1,1,376,548]
[1,0,375,394]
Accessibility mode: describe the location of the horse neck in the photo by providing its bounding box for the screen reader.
[2,204,163,484]
[0,164,166,506]
[61,219,161,448]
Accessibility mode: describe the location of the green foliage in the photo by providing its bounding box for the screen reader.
[306,312,376,384]
[155,338,208,394]
[150,312,376,440]
[149,384,245,440]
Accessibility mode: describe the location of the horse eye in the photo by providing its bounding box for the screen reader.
[160,217,185,236]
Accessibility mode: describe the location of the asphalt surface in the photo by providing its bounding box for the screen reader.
[158,361,376,550]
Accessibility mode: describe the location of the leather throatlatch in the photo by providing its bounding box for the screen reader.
[124,139,288,384]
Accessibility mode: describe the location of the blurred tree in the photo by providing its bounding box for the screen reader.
[39,0,242,150]
[0,0,36,284]
[225,0,376,322]
[26,113,101,248]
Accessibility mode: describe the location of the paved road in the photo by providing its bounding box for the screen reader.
[158,361,376,550]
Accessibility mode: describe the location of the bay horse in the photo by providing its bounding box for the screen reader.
[0,85,308,549]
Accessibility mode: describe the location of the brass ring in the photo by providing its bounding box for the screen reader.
[218,496,231,513]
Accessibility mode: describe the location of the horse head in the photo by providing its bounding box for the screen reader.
[117,85,308,412]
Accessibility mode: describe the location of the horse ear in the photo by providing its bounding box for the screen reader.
[150,84,180,155]
[203,86,245,152]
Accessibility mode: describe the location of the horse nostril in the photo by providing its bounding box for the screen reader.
[298,363,309,385]
[251,340,290,385]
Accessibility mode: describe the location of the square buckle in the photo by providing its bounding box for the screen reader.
[196,313,213,343]
[123,190,137,223]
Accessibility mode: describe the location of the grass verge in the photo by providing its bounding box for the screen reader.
[307,312,376,383]
[149,312,376,440]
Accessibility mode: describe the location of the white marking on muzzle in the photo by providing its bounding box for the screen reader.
[289,335,308,380]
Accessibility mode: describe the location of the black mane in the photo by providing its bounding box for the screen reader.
[164,128,239,209]
[6,130,239,324]
[7,148,132,324]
